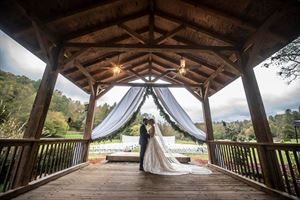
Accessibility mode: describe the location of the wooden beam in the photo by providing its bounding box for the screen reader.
[31,21,50,63]
[61,27,149,70]
[13,1,58,45]
[118,24,147,44]
[63,10,148,41]
[180,0,258,31]
[80,60,149,87]
[14,0,123,38]
[64,43,238,53]
[204,66,224,86]
[152,52,209,82]
[212,52,242,74]
[154,24,185,44]
[240,59,284,190]
[185,87,203,102]
[201,87,215,164]
[96,86,113,100]
[243,7,288,68]
[149,0,155,43]
[73,60,96,83]
[97,82,202,88]
[155,9,237,46]
[152,70,173,82]
[126,68,149,82]
[152,26,237,78]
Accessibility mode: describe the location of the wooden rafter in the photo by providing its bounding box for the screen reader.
[179,0,258,31]
[152,52,208,82]
[153,26,237,78]
[154,24,185,44]
[155,9,237,46]
[73,60,96,83]
[204,66,224,86]
[152,70,173,82]
[212,52,241,74]
[126,68,149,82]
[75,54,148,83]
[118,24,147,44]
[14,0,123,38]
[98,82,202,88]
[62,26,149,69]
[243,7,289,68]
[64,43,238,53]
[63,10,148,41]
[148,0,155,43]
[13,1,58,44]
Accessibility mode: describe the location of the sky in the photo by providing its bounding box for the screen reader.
[0,30,299,123]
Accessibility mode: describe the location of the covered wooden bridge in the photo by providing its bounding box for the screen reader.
[0,0,300,199]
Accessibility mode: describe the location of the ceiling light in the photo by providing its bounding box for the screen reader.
[113,65,122,76]
[179,67,187,75]
[180,57,186,68]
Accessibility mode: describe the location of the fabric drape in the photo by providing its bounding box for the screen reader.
[91,87,145,140]
[154,87,206,141]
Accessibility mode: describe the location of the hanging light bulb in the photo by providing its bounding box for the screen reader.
[179,66,187,75]
[180,57,186,68]
[112,65,122,76]
[179,57,186,75]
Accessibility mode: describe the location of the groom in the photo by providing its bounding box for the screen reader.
[139,118,149,171]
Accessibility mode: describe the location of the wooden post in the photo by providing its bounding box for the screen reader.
[201,91,215,164]
[13,45,61,188]
[83,85,97,161]
[241,62,284,190]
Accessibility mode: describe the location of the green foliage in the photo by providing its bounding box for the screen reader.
[43,111,69,137]
[0,101,24,138]
[0,70,113,138]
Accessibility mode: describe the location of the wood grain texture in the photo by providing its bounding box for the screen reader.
[13,162,280,200]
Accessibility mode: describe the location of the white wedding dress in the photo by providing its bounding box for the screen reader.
[143,124,212,175]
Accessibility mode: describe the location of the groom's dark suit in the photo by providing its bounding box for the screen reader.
[139,123,149,170]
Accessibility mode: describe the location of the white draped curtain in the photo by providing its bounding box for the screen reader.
[154,88,206,141]
[91,87,206,141]
[91,87,146,140]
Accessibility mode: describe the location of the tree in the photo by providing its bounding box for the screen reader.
[264,37,300,83]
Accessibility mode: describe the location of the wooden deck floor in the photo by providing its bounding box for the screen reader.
[14,162,279,200]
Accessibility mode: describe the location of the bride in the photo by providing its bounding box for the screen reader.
[143,119,212,175]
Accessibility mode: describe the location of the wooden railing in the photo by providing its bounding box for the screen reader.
[208,141,300,198]
[0,138,88,193]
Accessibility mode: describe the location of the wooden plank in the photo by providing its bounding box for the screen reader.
[73,60,96,83]
[118,24,147,44]
[11,162,279,200]
[154,24,185,44]
[96,82,202,88]
[155,9,237,46]
[180,0,258,31]
[64,43,238,53]
[202,94,215,164]
[63,10,148,41]
[106,152,191,163]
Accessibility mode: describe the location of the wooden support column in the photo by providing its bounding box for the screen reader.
[201,87,215,164]
[240,58,284,190]
[13,45,62,188]
[83,84,98,161]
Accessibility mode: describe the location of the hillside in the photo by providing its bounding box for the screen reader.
[0,70,299,141]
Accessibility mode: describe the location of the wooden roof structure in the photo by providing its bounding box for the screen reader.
[1,0,300,97]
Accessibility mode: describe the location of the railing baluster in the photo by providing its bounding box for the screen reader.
[247,147,256,181]
[278,150,291,194]
[32,144,44,180]
[285,150,299,196]
[3,146,17,192]
[38,144,49,179]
